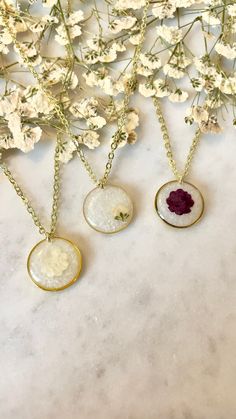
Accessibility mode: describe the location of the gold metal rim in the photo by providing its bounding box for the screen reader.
[83,184,134,235]
[27,237,82,291]
[154,180,205,229]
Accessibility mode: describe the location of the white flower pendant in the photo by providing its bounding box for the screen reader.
[155,180,204,228]
[83,184,134,234]
[27,237,82,291]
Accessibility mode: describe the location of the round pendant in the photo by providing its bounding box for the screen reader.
[155,180,204,228]
[83,184,134,234]
[27,237,82,291]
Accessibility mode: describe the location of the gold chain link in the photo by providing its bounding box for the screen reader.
[0,2,149,237]
[153,97,201,183]
[0,133,62,238]
[0,1,150,188]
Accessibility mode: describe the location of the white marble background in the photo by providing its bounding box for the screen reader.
[1,91,236,419]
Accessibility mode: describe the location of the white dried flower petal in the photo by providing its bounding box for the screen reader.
[99,46,118,63]
[139,83,156,97]
[153,79,170,97]
[87,116,106,130]
[129,33,142,45]
[58,141,76,164]
[42,0,57,7]
[79,131,100,149]
[215,42,236,60]
[16,43,42,67]
[114,0,146,10]
[140,53,161,70]
[69,97,98,118]
[163,64,185,79]
[125,110,139,132]
[186,106,209,123]
[200,115,222,134]
[152,2,176,19]
[0,28,13,54]
[218,76,236,95]
[66,10,84,26]
[25,87,55,115]
[202,11,221,26]
[227,5,236,16]
[20,126,42,152]
[55,24,82,46]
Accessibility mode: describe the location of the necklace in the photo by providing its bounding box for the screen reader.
[0,134,82,291]
[153,97,204,228]
[0,1,150,234]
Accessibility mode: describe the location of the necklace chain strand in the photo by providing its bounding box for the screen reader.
[0,134,62,239]
[153,97,201,183]
[0,1,150,188]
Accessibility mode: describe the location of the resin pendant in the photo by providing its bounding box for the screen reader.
[83,184,133,234]
[155,180,204,228]
[27,237,82,291]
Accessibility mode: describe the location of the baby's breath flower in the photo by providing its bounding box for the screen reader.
[139,82,156,97]
[30,15,58,33]
[0,0,235,158]
[169,90,189,103]
[109,16,137,34]
[163,64,185,79]
[191,78,204,92]
[205,95,223,109]
[0,122,42,152]
[136,63,153,77]
[202,10,221,26]
[25,86,55,115]
[153,79,170,98]
[55,24,80,46]
[88,116,106,130]
[129,32,143,46]
[218,76,236,95]
[200,115,223,134]
[42,0,57,7]
[228,5,236,17]
[152,2,176,20]
[0,0,16,13]
[79,131,100,149]
[114,0,146,10]
[55,10,84,46]
[156,25,183,45]
[16,43,42,67]
[67,10,84,26]
[0,28,12,54]
[186,106,209,124]
[140,53,161,70]
[127,108,139,128]
[99,45,118,63]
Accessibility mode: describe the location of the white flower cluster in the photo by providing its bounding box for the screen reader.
[136,1,236,133]
[0,86,52,152]
[0,0,144,161]
[0,0,235,162]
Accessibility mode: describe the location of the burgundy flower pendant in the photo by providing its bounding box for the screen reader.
[155,180,204,228]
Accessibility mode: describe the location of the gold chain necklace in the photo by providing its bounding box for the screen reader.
[0,1,150,234]
[0,134,82,291]
[153,98,204,228]
[0,3,149,289]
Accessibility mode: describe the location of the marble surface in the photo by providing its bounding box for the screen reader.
[1,97,236,419]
